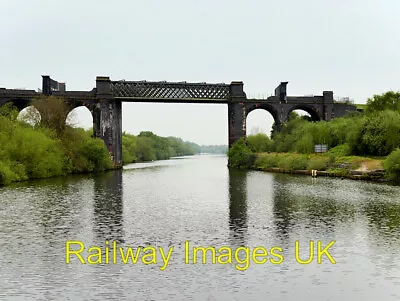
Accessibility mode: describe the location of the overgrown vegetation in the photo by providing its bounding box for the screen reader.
[227,138,255,169]
[0,101,113,185]
[229,90,400,183]
[384,149,400,182]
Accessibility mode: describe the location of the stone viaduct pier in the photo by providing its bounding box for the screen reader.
[0,76,357,165]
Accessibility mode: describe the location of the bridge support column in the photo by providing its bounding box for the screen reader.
[323,91,334,121]
[228,82,247,147]
[95,77,122,166]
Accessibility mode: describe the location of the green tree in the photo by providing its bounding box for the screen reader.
[384,149,400,182]
[366,91,400,113]
[28,96,71,136]
[247,133,273,153]
[361,111,400,156]
[227,138,255,169]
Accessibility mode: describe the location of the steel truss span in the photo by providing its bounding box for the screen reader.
[110,81,230,100]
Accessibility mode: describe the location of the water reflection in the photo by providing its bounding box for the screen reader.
[272,183,296,240]
[93,170,124,243]
[228,168,248,244]
[363,200,400,239]
[28,176,93,240]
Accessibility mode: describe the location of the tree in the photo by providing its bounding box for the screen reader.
[247,133,273,153]
[27,96,71,136]
[227,138,255,169]
[384,148,400,182]
[366,91,400,113]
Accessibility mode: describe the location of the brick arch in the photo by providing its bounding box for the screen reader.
[6,98,32,111]
[65,102,95,128]
[287,104,322,122]
[246,103,280,124]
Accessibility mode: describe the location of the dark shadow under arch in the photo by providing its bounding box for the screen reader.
[288,105,321,122]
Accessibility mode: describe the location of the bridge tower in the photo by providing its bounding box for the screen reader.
[94,77,122,166]
[228,82,247,147]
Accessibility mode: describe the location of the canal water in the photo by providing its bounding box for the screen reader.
[1,155,400,300]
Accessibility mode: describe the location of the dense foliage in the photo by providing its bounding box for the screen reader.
[227,138,255,169]
[384,149,400,182]
[0,103,113,185]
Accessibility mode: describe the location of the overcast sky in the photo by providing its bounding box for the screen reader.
[1,0,399,144]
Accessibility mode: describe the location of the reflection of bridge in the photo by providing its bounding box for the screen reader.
[0,76,357,165]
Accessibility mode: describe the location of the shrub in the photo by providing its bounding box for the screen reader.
[328,144,351,157]
[80,138,113,172]
[277,154,308,171]
[0,160,25,185]
[254,153,280,169]
[227,138,255,169]
[384,149,400,182]
[307,157,328,171]
[247,133,273,153]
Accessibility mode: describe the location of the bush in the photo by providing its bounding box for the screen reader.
[228,138,255,169]
[247,133,273,153]
[80,138,113,172]
[384,149,400,182]
[328,144,351,157]
[361,111,400,156]
[277,154,308,171]
[307,157,328,171]
[0,160,26,185]
[254,153,280,169]
[1,121,65,179]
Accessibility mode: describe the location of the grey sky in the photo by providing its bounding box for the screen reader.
[2,0,399,144]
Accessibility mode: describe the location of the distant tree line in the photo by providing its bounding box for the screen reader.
[122,131,198,163]
[199,145,228,154]
[122,131,228,164]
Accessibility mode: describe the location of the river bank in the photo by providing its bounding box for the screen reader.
[239,150,392,183]
[253,166,387,182]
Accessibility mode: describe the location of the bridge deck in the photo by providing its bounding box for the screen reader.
[110,80,231,101]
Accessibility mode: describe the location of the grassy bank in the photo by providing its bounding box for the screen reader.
[253,152,386,181]
[228,138,400,184]
[228,138,400,183]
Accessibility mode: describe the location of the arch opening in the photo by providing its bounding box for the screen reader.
[246,105,279,138]
[66,106,93,129]
[288,106,320,122]
[17,106,41,126]
[245,107,277,152]
[246,109,275,137]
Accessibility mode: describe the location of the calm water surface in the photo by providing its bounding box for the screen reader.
[1,155,400,300]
